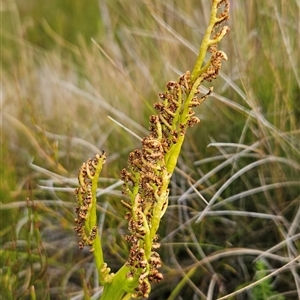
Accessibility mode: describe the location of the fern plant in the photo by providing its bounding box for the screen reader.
[74,0,230,299]
[251,260,285,300]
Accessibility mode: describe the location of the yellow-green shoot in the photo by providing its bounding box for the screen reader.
[74,0,229,299]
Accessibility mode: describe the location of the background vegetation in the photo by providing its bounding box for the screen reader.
[1,0,299,299]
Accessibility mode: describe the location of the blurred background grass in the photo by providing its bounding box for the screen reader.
[1,0,299,299]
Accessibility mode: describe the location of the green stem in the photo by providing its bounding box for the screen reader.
[93,235,104,277]
[165,75,203,174]
[165,134,185,174]
[90,155,106,274]
[100,264,138,300]
[190,0,219,81]
[150,168,170,240]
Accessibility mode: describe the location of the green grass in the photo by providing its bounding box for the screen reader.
[1,0,299,299]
